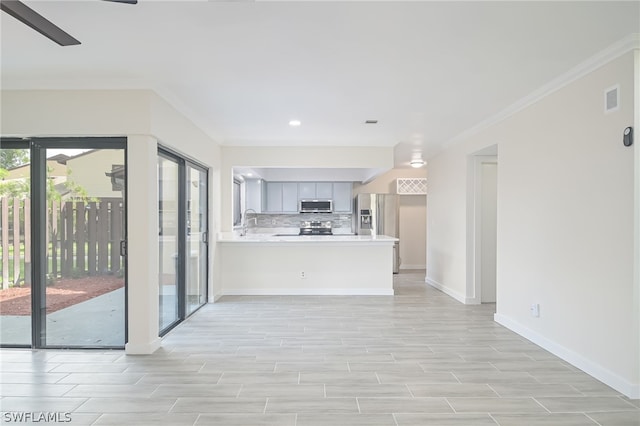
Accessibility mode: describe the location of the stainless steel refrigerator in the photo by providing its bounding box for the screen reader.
[354,193,400,273]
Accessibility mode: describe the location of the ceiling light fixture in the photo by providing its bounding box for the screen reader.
[289,120,301,127]
[410,158,426,168]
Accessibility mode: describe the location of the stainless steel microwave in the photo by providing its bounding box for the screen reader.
[299,199,333,213]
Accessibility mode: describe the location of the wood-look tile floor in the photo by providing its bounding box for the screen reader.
[1,270,639,425]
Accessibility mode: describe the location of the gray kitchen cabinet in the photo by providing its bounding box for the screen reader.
[282,183,299,212]
[264,181,353,213]
[298,182,316,199]
[316,182,333,199]
[298,182,332,199]
[265,182,283,212]
[245,178,264,213]
[332,182,353,212]
[265,182,299,212]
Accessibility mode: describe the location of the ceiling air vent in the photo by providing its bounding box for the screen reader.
[604,85,619,113]
[365,120,378,124]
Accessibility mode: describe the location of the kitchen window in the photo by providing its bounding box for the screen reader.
[233,179,242,227]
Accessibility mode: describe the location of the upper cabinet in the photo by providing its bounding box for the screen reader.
[316,183,333,199]
[265,182,283,212]
[262,181,353,213]
[245,178,265,212]
[298,182,316,199]
[281,183,299,212]
[298,182,333,200]
[265,182,298,213]
[332,182,352,212]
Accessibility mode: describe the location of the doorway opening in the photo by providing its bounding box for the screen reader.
[467,146,498,309]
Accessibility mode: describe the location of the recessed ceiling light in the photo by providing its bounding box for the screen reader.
[289,120,301,127]
[365,120,378,124]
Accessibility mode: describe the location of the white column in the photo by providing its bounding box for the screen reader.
[125,135,161,354]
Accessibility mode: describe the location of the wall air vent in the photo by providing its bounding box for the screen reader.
[604,85,619,113]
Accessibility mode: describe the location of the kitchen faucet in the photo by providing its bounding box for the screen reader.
[241,208,258,236]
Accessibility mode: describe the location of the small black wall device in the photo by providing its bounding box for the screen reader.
[623,127,633,147]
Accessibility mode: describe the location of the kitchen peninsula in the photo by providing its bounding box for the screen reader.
[217,233,398,296]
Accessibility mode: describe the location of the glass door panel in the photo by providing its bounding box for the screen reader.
[0,146,31,345]
[158,155,180,332]
[186,165,207,315]
[44,147,125,347]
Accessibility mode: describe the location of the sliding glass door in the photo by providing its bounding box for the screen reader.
[158,154,180,332]
[0,137,127,349]
[43,145,126,347]
[158,148,208,335]
[186,164,208,316]
[0,142,31,346]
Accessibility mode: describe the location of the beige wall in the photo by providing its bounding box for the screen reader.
[7,160,66,180]
[354,168,427,270]
[426,50,639,397]
[66,150,124,199]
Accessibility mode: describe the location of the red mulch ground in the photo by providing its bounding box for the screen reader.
[0,275,124,316]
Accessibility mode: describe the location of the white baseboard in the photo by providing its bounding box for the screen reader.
[400,264,426,270]
[425,277,466,304]
[494,313,640,399]
[125,337,161,355]
[223,288,394,296]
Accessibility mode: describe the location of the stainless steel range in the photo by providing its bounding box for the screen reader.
[299,220,333,235]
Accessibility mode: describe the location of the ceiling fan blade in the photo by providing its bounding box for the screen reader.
[0,0,80,46]
[102,0,137,4]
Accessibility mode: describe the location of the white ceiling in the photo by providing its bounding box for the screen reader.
[1,1,639,172]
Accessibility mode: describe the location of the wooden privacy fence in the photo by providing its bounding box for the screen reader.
[0,197,124,289]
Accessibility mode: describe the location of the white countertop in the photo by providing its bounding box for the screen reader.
[217,232,398,244]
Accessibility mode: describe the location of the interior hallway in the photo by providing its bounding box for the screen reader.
[1,270,638,425]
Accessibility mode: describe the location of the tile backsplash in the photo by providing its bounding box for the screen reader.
[251,213,353,233]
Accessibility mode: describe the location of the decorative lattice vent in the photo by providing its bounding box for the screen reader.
[396,178,427,195]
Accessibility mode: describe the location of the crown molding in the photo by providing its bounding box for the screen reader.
[445,33,640,148]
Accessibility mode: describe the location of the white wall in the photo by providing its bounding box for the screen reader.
[219,242,394,295]
[1,89,222,354]
[633,48,640,401]
[426,50,639,397]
